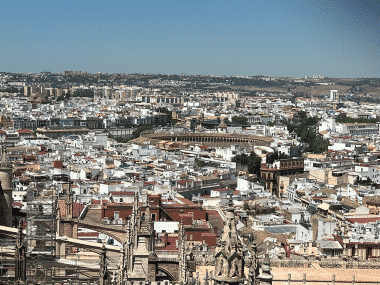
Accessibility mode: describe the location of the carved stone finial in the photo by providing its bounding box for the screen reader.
[228,194,234,208]
[0,145,10,168]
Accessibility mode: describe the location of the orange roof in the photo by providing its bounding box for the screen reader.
[17,129,34,134]
[58,200,85,218]
[53,161,64,169]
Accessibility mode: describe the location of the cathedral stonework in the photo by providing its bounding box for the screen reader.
[213,196,245,285]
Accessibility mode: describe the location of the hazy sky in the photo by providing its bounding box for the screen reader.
[0,0,379,77]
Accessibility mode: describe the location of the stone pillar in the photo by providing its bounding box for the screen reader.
[259,254,273,285]
[343,244,347,258]
[0,165,13,228]
[100,245,109,285]
[354,244,359,259]
[15,221,27,282]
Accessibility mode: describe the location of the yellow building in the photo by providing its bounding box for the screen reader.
[308,168,348,185]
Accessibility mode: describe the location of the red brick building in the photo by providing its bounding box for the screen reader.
[101,194,218,247]
[261,158,304,196]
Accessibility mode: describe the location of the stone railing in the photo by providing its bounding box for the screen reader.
[273,273,380,284]
[270,258,380,269]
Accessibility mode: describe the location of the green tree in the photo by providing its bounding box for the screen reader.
[195,158,206,168]
[336,117,378,124]
[308,138,330,154]
[112,125,153,144]
[130,125,153,140]
[115,137,129,143]
[231,116,248,125]
[354,177,374,186]
[266,152,290,164]
[159,108,178,125]
[282,114,328,154]
[233,151,261,176]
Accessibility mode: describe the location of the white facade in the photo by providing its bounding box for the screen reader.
[330,90,339,102]
[354,165,380,183]
[319,118,336,133]
[236,177,264,196]
[154,221,179,234]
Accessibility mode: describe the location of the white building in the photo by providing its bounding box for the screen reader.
[330,90,339,102]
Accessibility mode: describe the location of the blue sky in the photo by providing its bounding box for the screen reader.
[0,0,379,77]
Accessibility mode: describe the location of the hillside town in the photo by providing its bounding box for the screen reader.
[0,72,380,284]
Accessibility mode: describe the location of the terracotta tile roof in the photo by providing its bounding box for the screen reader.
[346,217,380,224]
[175,197,197,206]
[53,161,64,169]
[156,236,178,251]
[144,181,157,186]
[179,214,193,225]
[92,199,109,204]
[17,129,34,134]
[58,200,85,218]
[212,188,232,192]
[109,191,135,196]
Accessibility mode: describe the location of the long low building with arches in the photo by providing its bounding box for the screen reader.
[131,132,273,148]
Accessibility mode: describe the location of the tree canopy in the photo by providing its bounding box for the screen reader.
[231,116,248,125]
[232,151,261,176]
[282,112,329,154]
[266,152,289,165]
[114,125,153,143]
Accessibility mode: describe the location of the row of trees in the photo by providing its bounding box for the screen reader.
[282,111,329,154]
[231,116,248,125]
[111,125,153,143]
[336,117,378,124]
[232,151,262,177]
[158,108,178,125]
[354,177,375,186]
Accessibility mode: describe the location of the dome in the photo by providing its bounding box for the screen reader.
[0,170,12,190]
